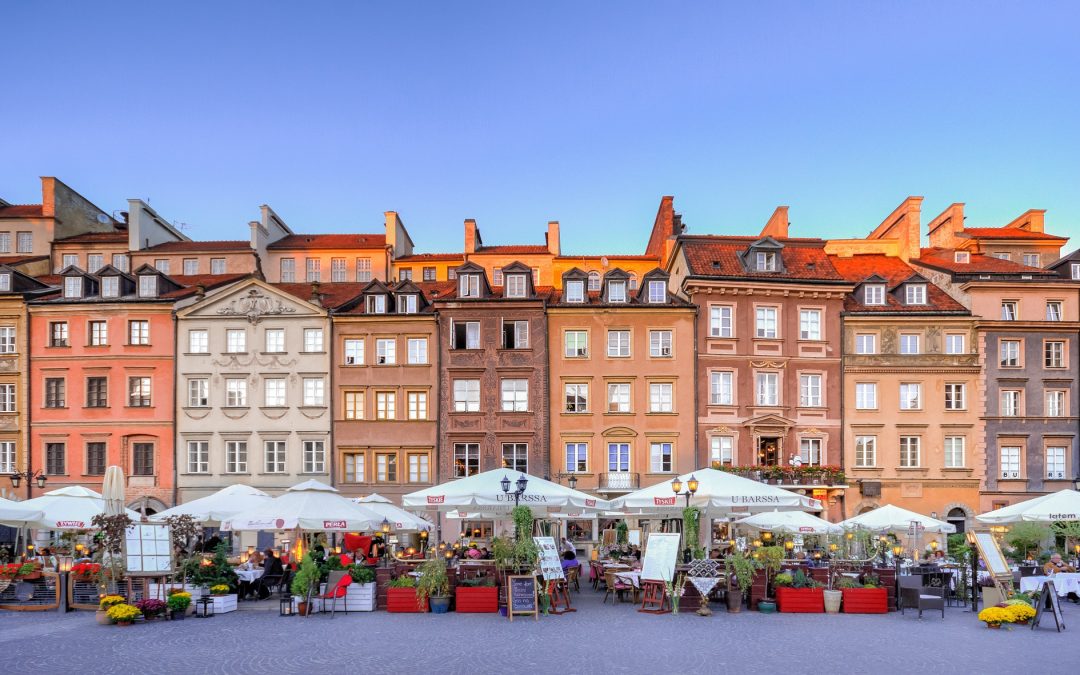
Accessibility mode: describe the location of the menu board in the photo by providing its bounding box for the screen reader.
[972,532,1010,577]
[1032,579,1065,632]
[506,575,537,621]
[640,532,681,583]
[124,524,173,576]
[533,537,565,581]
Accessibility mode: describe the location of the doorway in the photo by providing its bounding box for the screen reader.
[757,436,781,466]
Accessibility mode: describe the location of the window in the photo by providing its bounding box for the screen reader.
[1000,390,1021,417]
[899,334,920,355]
[1046,447,1067,480]
[138,275,157,298]
[864,285,885,305]
[62,254,79,269]
[280,258,296,282]
[225,378,247,407]
[608,443,630,472]
[87,254,103,272]
[183,258,199,275]
[356,258,372,282]
[1001,301,1018,321]
[502,443,528,472]
[458,274,480,298]
[0,383,13,412]
[944,383,966,410]
[566,443,588,472]
[608,383,631,413]
[453,380,480,412]
[899,436,920,468]
[265,328,285,352]
[262,440,286,473]
[799,374,822,407]
[398,294,418,314]
[1046,390,1066,417]
[945,333,965,354]
[649,330,672,357]
[587,271,601,291]
[607,330,630,357]
[755,251,777,271]
[855,382,877,410]
[1023,253,1041,267]
[46,442,65,475]
[565,383,589,413]
[407,391,427,420]
[375,338,396,364]
[647,280,666,303]
[187,378,208,407]
[799,309,821,340]
[649,442,673,473]
[186,441,208,474]
[226,329,246,353]
[153,259,170,274]
[306,258,321,282]
[500,379,528,412]
[303,378,325,406]
[264,378,286,407]
[188,329,208,353]
[502,320,529,349]
[905,284,926,305]
[101,276,119,298]
[128,377,151,407]
[710,306,733,338]
[89,320,108,346]
[0,326,13,353]
[564,331,588,357]
[423,267,436,281]
[954,251,970,263]
[407,338,427,364]
[799,438,822,465]
[454,443,479,477]
[899,383,921,410]
[343,391,364,419]
[304,328,324,352]
[608,280,626,303]
[132,443,154,476]
[129,320,150,345]
[1046,301,1063,321]
[398,268,412,282]
[0,274,8,292]
[85,377,108,408]
[343,452,365,482]
[1000,446,1021,479]
[63,276,82,298]
[409,453,430,482]
[710,371,733,405]
[505,274,527,298]
[0,233,8,254]
[1045,341,1064,368]
[565,280,585,303]
[366,295,386,314]
[854,436,876,467]
[344,338,364,365]
[649,383,673,412]
[112,253,129,272]
[16,232,32,254]
[855,334,876,354]
[756,373,778,406]
[451,321,480,349]
[944,437,965,469]
[225,440,248,473]
[303,440,326,474]
[1000,340,1020,367]
[45,378,65,408]
[755,307,778,338]
[710,437,734,466]
[331,258,346,282]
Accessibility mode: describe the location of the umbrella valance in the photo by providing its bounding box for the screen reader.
[976,489,1080,524]
[839,504,955,534]
[16,485,140,530]
[223,480,383,532]
[736,509,841,534]
[353,494,433,532]
[611,468,822,516]
[0,497,45,526]
[402,469,611,514]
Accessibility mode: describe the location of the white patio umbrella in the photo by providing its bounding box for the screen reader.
[152,484,272,525]
[0,496,45,526]
[102,465,126,517]
[736,509,842,534]
[839,504,955,534]
[402,469,612,514]
[976,489,1080,524]
[611,468,822,516]
[17,486,139,530]
[353,494,433,532]
[222,479,383,532]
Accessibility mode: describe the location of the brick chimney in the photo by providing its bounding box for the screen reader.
[309,281,322,307]
[760,206,789,239]
[866,196,923,261]
[1003,209,1046,233]
[926,203,964,250]
[546,221,561,256]
[464,219,480,254]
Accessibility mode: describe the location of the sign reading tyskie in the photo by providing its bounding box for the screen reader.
[426,495,445,504]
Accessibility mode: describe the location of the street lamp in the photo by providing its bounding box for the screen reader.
[8,470,47,490]
[784,540,795,555]
[929,539,939,551]
[761,531,773,542]
[500,473,529,506]
[380,518,391,566]
[670,474,699,507]
[567,474,578,490]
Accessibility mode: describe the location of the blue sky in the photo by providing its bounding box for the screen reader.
[2,2,1078,254]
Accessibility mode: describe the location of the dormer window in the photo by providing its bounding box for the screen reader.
[864,285,885,305]
[954,252,970,263]
[647,280,666,304]
[398,294,417,314]
[505,274,527,298]
[366,295,386,314]
[755,251,777,272]
[0,273,10,292]
[608,281,626,303]
[101,277,119,298]
[566,280,585,303]
[459,274,480,298]
[1071,263,1080,280]
[64,276,83,299]
[587,272,601,291]
[138,275,158,298]
[905,284,927,305]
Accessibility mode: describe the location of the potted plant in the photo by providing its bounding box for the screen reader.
[823,571,843,614]
[345,565,377,611]
[166,590,192,620]
[1005,601,1036,625]
[775,569,824,613]
[290,554,320,616]
[71,562,101,582]
[456,575,498,613]
[416,557,451,614]
[97,594,125,625]
[134,598,166,621]
[386,575,424,613]
[17,562,41,580]
[725,554,756,613]
[106,602,141,626]
[209,584,231,597]
[978,605,1010,629]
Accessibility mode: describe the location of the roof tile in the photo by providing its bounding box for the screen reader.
[268,234,386,250]
[679,235,845,281]
[830,254,967,313]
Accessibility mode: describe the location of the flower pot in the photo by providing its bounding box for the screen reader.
[429,596,451,614]
[776,587,824,613]
[986,622,1001,629]
[726,590,743,613]
[116,620,133,627]
[95,610,112,625]
[758,600,777,613]
[456,586,498,613]
[170,609,185,621]
[823,589,842,614]
[841,587,887,614]
[19,571,42,580]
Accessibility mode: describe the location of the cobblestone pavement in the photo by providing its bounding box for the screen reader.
[1,592,1076,674]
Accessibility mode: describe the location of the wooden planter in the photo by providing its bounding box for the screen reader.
[776,587,824,613]
[386,587,426,613]
[842,587,888,614]
[455,586,498,613]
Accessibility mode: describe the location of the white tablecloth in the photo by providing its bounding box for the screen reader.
[235,568,265,583]
[615,571,641,589]
[1020,573,1080,596]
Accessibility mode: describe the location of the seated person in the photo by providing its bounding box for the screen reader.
[254,549,285,600]
[1044,553,1076,575]
[561,550,580,572]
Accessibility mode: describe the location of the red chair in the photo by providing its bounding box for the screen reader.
[320,571,352,618]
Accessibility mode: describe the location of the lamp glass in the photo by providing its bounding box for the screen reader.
[686,475,699,494]
[36,474,47,489]
[500,475,511,493]
[762,531,773,541]
[381,518,391,534]
[784,540,794,550]
[516,474,528,493]
[9,474,20,489]
[567,475,578,490]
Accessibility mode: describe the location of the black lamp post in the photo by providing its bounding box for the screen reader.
[380,518,391,566]
[670,474,699,507]
[501,473,528,506]
[9,470,47,490]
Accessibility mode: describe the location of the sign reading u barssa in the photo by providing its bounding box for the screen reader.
[495,494,548,503]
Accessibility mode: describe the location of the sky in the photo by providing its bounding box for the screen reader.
[2,2,1078,254]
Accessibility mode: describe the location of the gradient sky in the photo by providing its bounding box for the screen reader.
[2,2,1078,254]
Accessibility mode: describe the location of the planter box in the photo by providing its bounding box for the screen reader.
[318,581,376,612]
[148,584,204,600]
[386,587,425,613]
[776,587,824,613]
[210,594,237,614]
[841,587,888,614]
[455,586,498,613]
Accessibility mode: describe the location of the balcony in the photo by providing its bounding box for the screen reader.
[712,463,848,488]
[597,472,640,492]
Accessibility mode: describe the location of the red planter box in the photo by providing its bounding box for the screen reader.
[776,587,824,613]
[455,586,498,613]
[842,587,888,614]
[386,587,426,613]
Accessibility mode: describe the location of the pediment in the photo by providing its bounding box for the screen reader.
[180,279,326,322]
[602,426,638,438]
[745,414,795,429]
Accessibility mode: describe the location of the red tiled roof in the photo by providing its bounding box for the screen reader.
[435,284,556,301]
[161,274,251,298]
[142,240,251,253]
[0,255,49,266]
[272,282,371,309]
[830,254,967,313]
[54,231,128,244]
[0,204,46,218]
[33,275,62,286]
[916,248,1057,276]
[268,234,386,250]
[961,227,1066,241]
[473,245,550,255]
[556,254,661,261]
[679,235,845,282]
[394,253,464,262]
[334,280,455,315]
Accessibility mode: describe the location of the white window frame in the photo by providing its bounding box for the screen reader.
[225,440,248,474]
[709,305,733,338]
[303,378,325,406]
[264,440,287,474]
[303,328,324,352]
[344,338,364,365]
[226,329,246,353]
[500,379,529,412]
[944,436,965,469]
[1000,446,1021,479]
[899,382,921,410]
[187,378,209,407]
[899,436,921,468]
[905,284,926,305]
[264,328,285,353]
[564,330,588,358]
[453,379,480,412]
[854,334,877,355]
[855,382,877,410]
[799,309,821,340]
[649,382,673,413]
[854,436,876,468]
[376,338,396,365]
[756,372,778,406]
[799,374,822,407]
[710,371,733,406]
[188,329,208,354]
[649,330,672,357]
[264,378,286,407]
[607,330,630,357]
[407,338,428,364]
[755,307,778,338]
[186,440,209,474]
[607,382,631,413]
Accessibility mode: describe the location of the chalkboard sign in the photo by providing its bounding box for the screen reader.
[641,532,681,582]
[533,537,565,581]
[506,575,537,621]
[1032,580,1065,632]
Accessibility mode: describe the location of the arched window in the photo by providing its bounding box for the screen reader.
[587,271,601,291]
[628,272,638,290]
[946,507,967,533]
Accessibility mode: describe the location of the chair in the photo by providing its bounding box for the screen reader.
[320,570,352,618]
[603,570,635,604]
[565,564,580,593]
[590,562,604,591]
[899,575,944,619]
[1019,565,1040,578]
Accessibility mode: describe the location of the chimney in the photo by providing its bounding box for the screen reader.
[546,221,561,256]
[760,206,789,239]
[195,284,206,301]
[1003,209,1046,233]
[926,203,964,250]
[310,281,322,307]
[464,219,480,254]
[40,177,57,218]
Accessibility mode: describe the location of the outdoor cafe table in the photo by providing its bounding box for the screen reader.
[235,568,265,583]
[615,570,641,589]
[1020,572,1080,596]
